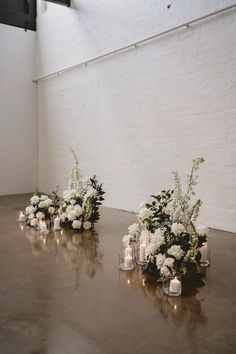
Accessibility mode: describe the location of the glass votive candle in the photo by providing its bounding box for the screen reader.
[16,211,26,222]
[39,221,49,235]
[53,215,61,231]
[200,241,210,267]
[119,251,134,271]
[163,276,182,297]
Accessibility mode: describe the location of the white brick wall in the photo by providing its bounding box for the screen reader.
[36,0,236,232]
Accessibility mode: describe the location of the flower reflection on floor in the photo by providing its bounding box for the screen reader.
[21,223,103,289]
[119,267,207,334]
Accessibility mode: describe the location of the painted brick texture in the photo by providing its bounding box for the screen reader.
[37,0,236,232]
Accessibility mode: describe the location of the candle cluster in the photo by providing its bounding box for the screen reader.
[17,208,62,235]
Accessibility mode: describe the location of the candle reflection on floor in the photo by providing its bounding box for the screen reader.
[119,267,207,334]
[22,226,103,289]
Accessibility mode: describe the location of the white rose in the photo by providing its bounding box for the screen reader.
[40,195,48,200]
[197,224,209,237]
[138,207,153,221]
[128,223,139,236]
[72,220,82,229]
[83,221,92,230]
[168,245,184,260]
[66,205,74,213]
[74,205,82,217]
[67,211,76,221]
[30,195,40,205]
[36,211,45,220]
[70,199,76,205]
[44,198,52,208]
[156,254,166,269]
[60,213,67,222]
[86,188,97,199]
[164,257,175,268]
[30,218,38,227]
[48,207,55,214]
[39,201,46,208]
[171,223,185,236]
[160,265,171,277]
[25,205,35,215]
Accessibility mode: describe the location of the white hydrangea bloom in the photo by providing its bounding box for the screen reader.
[171,223,185,236]
[138,207,154,221]
[60,213,67,222]
[168,245,184,260]
[70,199,76,205]
[25,205,35,215]
[83,221,92,230]
[66,205,74,213]
[40,195,48,200]
[67,210,76,221]
[196,224,209,236]
[140,230,150,244]
[72,220,82,229]
[30,195,40,205]
[38,201,46,208]
[164,257,175,268]
[152,228,165,248]
[145,242,159,257]
[29,213,35,220]
[63,189,77,202]
[44,198,52,208]
[85,188,97,199]
[156,253,166,269]
[74,205,82,217]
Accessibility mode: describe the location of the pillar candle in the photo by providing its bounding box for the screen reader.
[53,216,61,230]
[139,243,147,262]
[40,221,47,232]
[125,245,132,257]
[124,254,133,268]
[200,243,208,262]
[170,277,181,294]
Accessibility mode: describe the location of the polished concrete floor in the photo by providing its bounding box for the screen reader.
[0,194,236,354]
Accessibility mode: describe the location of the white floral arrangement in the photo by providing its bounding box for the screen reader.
[122,157,209,283]
[60,149,105,230]
[25,191,59,227]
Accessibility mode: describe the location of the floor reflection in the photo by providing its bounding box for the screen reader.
[119,267,207,334]
[20,223,103,289]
